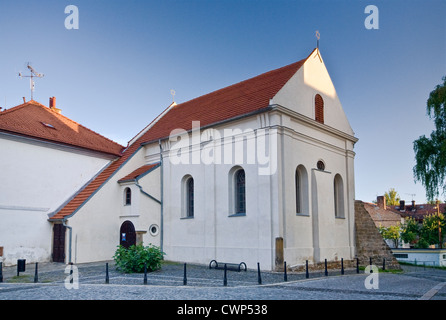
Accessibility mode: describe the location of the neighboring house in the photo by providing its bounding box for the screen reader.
[364,196,404,228]
[362,196,404,248]
[389,200,446,223]
[0,98,124,266]
[47,48,358,271]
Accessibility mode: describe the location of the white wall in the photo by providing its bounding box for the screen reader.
[68,147,162,264]
[0,134,112,265]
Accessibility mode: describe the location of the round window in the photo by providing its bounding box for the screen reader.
[149,224,159,236]
[317,160,325,171]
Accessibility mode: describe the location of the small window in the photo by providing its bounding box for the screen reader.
[186,177,194,218]
[315,94,324,124]
[235,169,246,214]
[124,187,131,205]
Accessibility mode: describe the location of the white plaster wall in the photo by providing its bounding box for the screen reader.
[160,115,277,270]
[0,134,112,266]
[271,49,355,136]
[67,147,159,264]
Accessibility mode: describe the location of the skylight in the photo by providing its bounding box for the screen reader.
[41,122,56,129]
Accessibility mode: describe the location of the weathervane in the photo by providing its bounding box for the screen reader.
[19,63,44,101]
[171,89,176,103]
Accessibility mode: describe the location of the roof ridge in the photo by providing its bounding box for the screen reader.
[172,58,308,111]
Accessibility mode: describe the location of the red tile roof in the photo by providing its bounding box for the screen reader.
[118,163,160,183]
[0,100,124,156]
[50,52,311,220]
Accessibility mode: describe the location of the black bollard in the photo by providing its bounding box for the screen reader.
[183,263,187,286]
[341,258,344,275]
[257,263,262,285]
[305,260,309,279]
[0,262,3,283]
[223,264,227,286]
[143,263,148,285]
[105,263,109,284]
[284,261,287,282]
[324,259,328,276]
[34,262,38,283]
[70,262,73,284]
[356,258,359,274]
[382,258,386,271]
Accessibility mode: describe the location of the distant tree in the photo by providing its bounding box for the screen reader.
[378,224,401,248]
[413,76,446,201]
[384,188,400,206]
[400,217,419,246]
[419,212,445,248]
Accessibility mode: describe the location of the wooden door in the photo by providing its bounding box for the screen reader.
[52,224,66,263]
[120,221,136,248]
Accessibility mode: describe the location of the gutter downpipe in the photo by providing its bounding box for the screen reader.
[62,218,72,264]
[159,139,164,253]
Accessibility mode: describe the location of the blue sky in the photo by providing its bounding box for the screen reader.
[0,0,445,204]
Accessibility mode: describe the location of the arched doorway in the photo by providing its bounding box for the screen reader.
[120,220,136,248]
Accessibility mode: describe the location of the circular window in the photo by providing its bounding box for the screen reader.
[317,160,325,171]
[149,224,159,236]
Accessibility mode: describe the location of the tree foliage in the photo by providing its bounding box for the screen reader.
[413,76,446,201]
[384,188,400,206]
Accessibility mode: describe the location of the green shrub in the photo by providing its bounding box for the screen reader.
[113,244,165,273]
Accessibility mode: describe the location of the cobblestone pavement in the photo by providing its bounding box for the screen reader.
[0,261,445,301]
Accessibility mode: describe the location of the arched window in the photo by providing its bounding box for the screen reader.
[124,187,131,205]
[235,169,246,214]
[186,177,194,218]
[295,165,309,215]
[315,94,324,124]
[334,174,345,218]
[182,175,194,218]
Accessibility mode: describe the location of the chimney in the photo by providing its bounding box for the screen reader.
[49,96,61,114]
[400,200,406,211]
[411,200,416,211]
[377,196,386,210]
[49,96,55,108]
[23,97,26,103]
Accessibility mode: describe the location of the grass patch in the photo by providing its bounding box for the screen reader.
[8,275,32,283]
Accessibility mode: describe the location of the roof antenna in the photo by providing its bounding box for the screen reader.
[19,63,44,101]
[170,89,176,103]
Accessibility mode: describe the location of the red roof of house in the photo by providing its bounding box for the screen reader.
[0,100,124,156]
[50,52,311,220]
[118,163,160,183]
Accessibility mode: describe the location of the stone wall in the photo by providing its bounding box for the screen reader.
[354,200,401,269]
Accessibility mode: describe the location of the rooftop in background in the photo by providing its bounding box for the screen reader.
[0,98,124,156]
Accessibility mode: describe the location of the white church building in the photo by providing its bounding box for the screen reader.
[1,48,358,270]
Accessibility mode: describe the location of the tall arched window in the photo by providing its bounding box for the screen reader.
[235,169,246,215]
[124,187,131,205]
[186,177,194,218]
[334,174,344,218]
[295,165,309,215]
[315,94,324,124]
